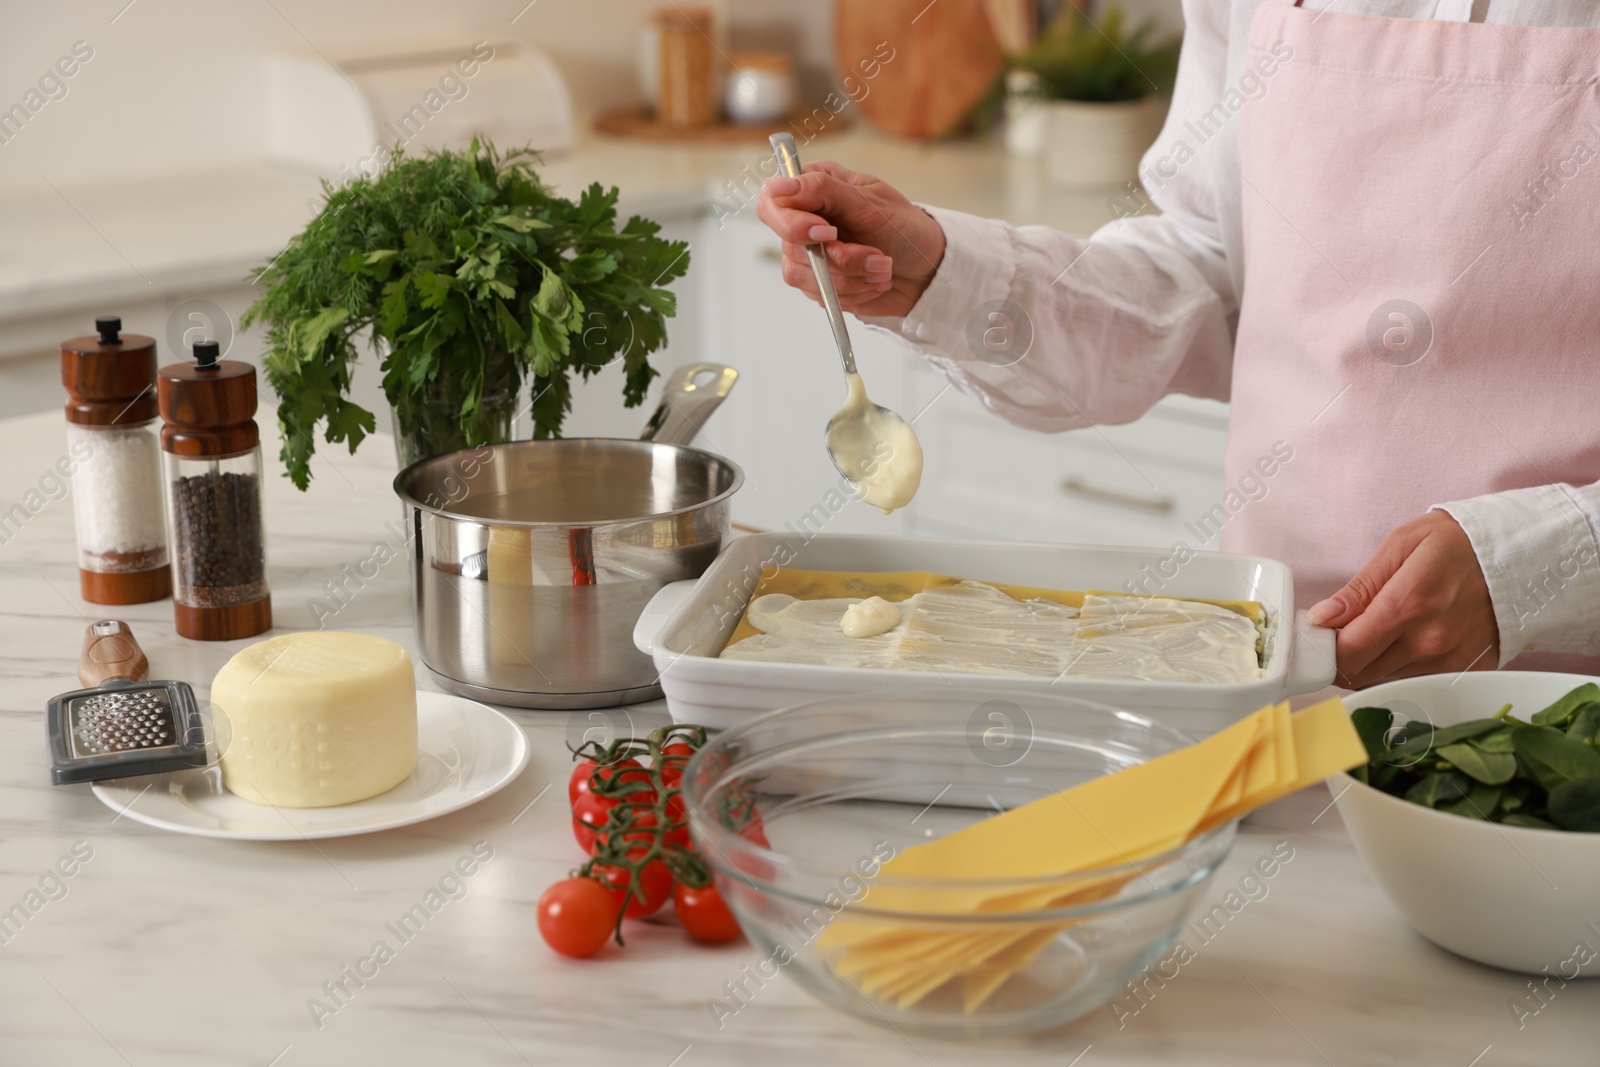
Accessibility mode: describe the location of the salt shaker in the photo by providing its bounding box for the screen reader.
[157,340,271,641]
[60,316,172,604]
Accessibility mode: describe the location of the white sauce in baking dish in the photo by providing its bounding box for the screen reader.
[720,582,1263,684]
[840,596,902,638]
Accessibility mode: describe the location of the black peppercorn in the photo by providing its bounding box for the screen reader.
[170,470,266,608]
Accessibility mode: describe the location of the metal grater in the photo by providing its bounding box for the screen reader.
[72,687,177,754]
[48,625,210,785]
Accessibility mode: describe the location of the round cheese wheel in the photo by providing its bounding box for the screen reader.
[213,632,418,808]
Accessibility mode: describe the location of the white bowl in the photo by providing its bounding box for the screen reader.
[1334,672,1600,976]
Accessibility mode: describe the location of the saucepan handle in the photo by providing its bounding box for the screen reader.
[638,363,739,446]
[1286,611,1338,694]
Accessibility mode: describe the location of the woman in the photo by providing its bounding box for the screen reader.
[757,0,1600,688]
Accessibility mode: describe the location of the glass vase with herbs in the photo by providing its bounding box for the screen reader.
[244,138,690,487]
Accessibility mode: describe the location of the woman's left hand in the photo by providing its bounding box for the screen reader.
[1308,511,1500,688]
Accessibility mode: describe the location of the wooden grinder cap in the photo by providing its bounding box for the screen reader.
[61,316,159,426]
[158,341,260,457]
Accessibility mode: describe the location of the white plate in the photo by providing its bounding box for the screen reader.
[92,691,529,841]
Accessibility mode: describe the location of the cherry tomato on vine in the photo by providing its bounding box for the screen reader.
[664,819,693,850]
[572,791,617,853]
[595,855,674,918]
[675,882,741,943]
[607,764,658,805]
[595,807,662,853]
[567,758,600,805]
[572,758,653,807]
[538,877,619,958]
[658,742,695,788]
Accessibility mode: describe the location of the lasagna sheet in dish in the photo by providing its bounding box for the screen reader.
[718,569,1265,684]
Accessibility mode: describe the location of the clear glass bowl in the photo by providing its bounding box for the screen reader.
[681,687,1237,1038]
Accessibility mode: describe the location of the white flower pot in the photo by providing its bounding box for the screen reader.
[1042,96,1166,190]
[1003,70,1046,158]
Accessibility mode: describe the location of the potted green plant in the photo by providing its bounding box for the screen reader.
[1005,2,1181,187]
[244,139,689,489]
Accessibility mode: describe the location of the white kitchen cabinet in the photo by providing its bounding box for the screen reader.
[699,213,1229,548]
[904,353,1229,548]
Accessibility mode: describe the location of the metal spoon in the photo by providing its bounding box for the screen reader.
[768,132,920,490]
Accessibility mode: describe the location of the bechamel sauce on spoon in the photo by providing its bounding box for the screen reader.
[826,373,923,514]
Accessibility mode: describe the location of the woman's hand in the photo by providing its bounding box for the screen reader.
[1309,511,1500,688]
[755,160,946,318]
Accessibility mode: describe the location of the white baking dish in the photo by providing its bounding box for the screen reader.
[632,533,1335,734]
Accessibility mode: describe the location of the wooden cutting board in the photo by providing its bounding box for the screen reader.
[834,0,1005,139]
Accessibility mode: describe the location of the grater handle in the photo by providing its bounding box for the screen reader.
[79,620,149,688]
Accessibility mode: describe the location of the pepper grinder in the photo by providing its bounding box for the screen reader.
[60,316,173,604]
[157,340,271,641]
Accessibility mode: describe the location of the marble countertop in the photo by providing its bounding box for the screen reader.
[0,124,1126,321]
[1,407,1593,1066]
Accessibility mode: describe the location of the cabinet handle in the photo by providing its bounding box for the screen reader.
[759,246,784,263]
[1059,477,1175,514]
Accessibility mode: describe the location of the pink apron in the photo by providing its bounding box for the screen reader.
[1222,1,1600,663]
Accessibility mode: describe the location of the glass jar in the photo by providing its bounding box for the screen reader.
[392,387,519,470]
[163,447,267,611]
[158,340,271,641]
[69,420,169,577]
[60,316,172,604]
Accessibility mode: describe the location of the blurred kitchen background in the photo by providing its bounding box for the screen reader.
[0,0,1232,551]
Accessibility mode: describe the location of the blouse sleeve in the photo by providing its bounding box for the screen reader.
[1435,484,1600,663]
[857,0,1241,431]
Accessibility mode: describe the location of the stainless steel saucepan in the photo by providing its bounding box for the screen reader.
[394,363,741,709]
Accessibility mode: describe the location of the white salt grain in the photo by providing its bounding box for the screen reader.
[68,424,168,565]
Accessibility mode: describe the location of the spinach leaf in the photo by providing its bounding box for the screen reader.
[1351,706,1394,760]
[1512,726,1600,784]
[1406,771,1471,808]
[1548,777,1600,832]
[1426,718,1508,748]
[1437,742,1517,786]
[1389,718,1502,760]
[1567,706,1600,745]
[1531,684,1600,728]
[1515,752,1570,795]
[1440,783,1502,821]
[1350,685,1600,833]
[1499,779,1532,813]
[1366,761,1408,793]
[1396,720,1436,744]
[1472,725,1517,753]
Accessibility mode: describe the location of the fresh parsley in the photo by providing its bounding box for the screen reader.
[243,139,690,489]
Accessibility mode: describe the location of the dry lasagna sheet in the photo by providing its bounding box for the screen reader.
[718,569,1266,684]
